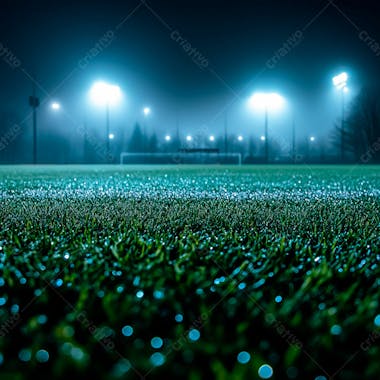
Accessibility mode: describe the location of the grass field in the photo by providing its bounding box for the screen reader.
[0,165,380,380]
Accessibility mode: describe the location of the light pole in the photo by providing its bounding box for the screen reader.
[106,103,110,157]
[307,136,315,161]
[224,110,228,153]
[89,81,121,162]
[292,117,296,164]
[332,72,348,161]
[237,135,243,153]
[29,84,40,164]
[248,92,285,163]
[175,110,181,151]
[142,107,151,153]
[163,134,171,153]
[264,106,269,162]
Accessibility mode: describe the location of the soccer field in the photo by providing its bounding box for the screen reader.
[1,165,380,380]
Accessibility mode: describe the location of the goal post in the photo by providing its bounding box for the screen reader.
[120,152,242,165]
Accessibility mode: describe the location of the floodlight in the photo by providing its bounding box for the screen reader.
[248,92,285,110]
[90,81,121,106]
[332,72,348,89]
[51,102,61,111]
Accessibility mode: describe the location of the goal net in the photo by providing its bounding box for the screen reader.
[120,152,242,165]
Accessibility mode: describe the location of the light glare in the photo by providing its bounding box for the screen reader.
[90,81,121,106]
[248,92,285,110]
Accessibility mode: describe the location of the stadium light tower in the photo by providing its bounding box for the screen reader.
[332,72,348,161]
[248,92,285,163]
[89,81,121,162]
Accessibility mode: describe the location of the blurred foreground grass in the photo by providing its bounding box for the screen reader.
[0,165,379,379]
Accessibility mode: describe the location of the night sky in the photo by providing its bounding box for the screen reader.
[1,0,380,139]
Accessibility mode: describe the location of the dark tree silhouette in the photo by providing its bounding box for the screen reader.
[147,132,158,153]
[341,86,380,162]
[128,123,144,153]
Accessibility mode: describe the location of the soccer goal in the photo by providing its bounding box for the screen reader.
[120,152,242,165]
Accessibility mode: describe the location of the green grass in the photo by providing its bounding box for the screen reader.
[0,165,380,380]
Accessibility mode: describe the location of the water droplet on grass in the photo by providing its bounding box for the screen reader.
[188,329,200,342]
[258,364,273,379]
[70,347,84,361]
[237,351,251,364]
[150,337,163,349]
[121,325,133,337]
[153,290,164,299]
[19,349,32,362]
[37,315,47,324]
[35,349,49,363]
[150,352,165,366]
[330,324,342,335]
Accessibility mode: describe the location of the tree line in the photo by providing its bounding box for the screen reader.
[1,86,380,164]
